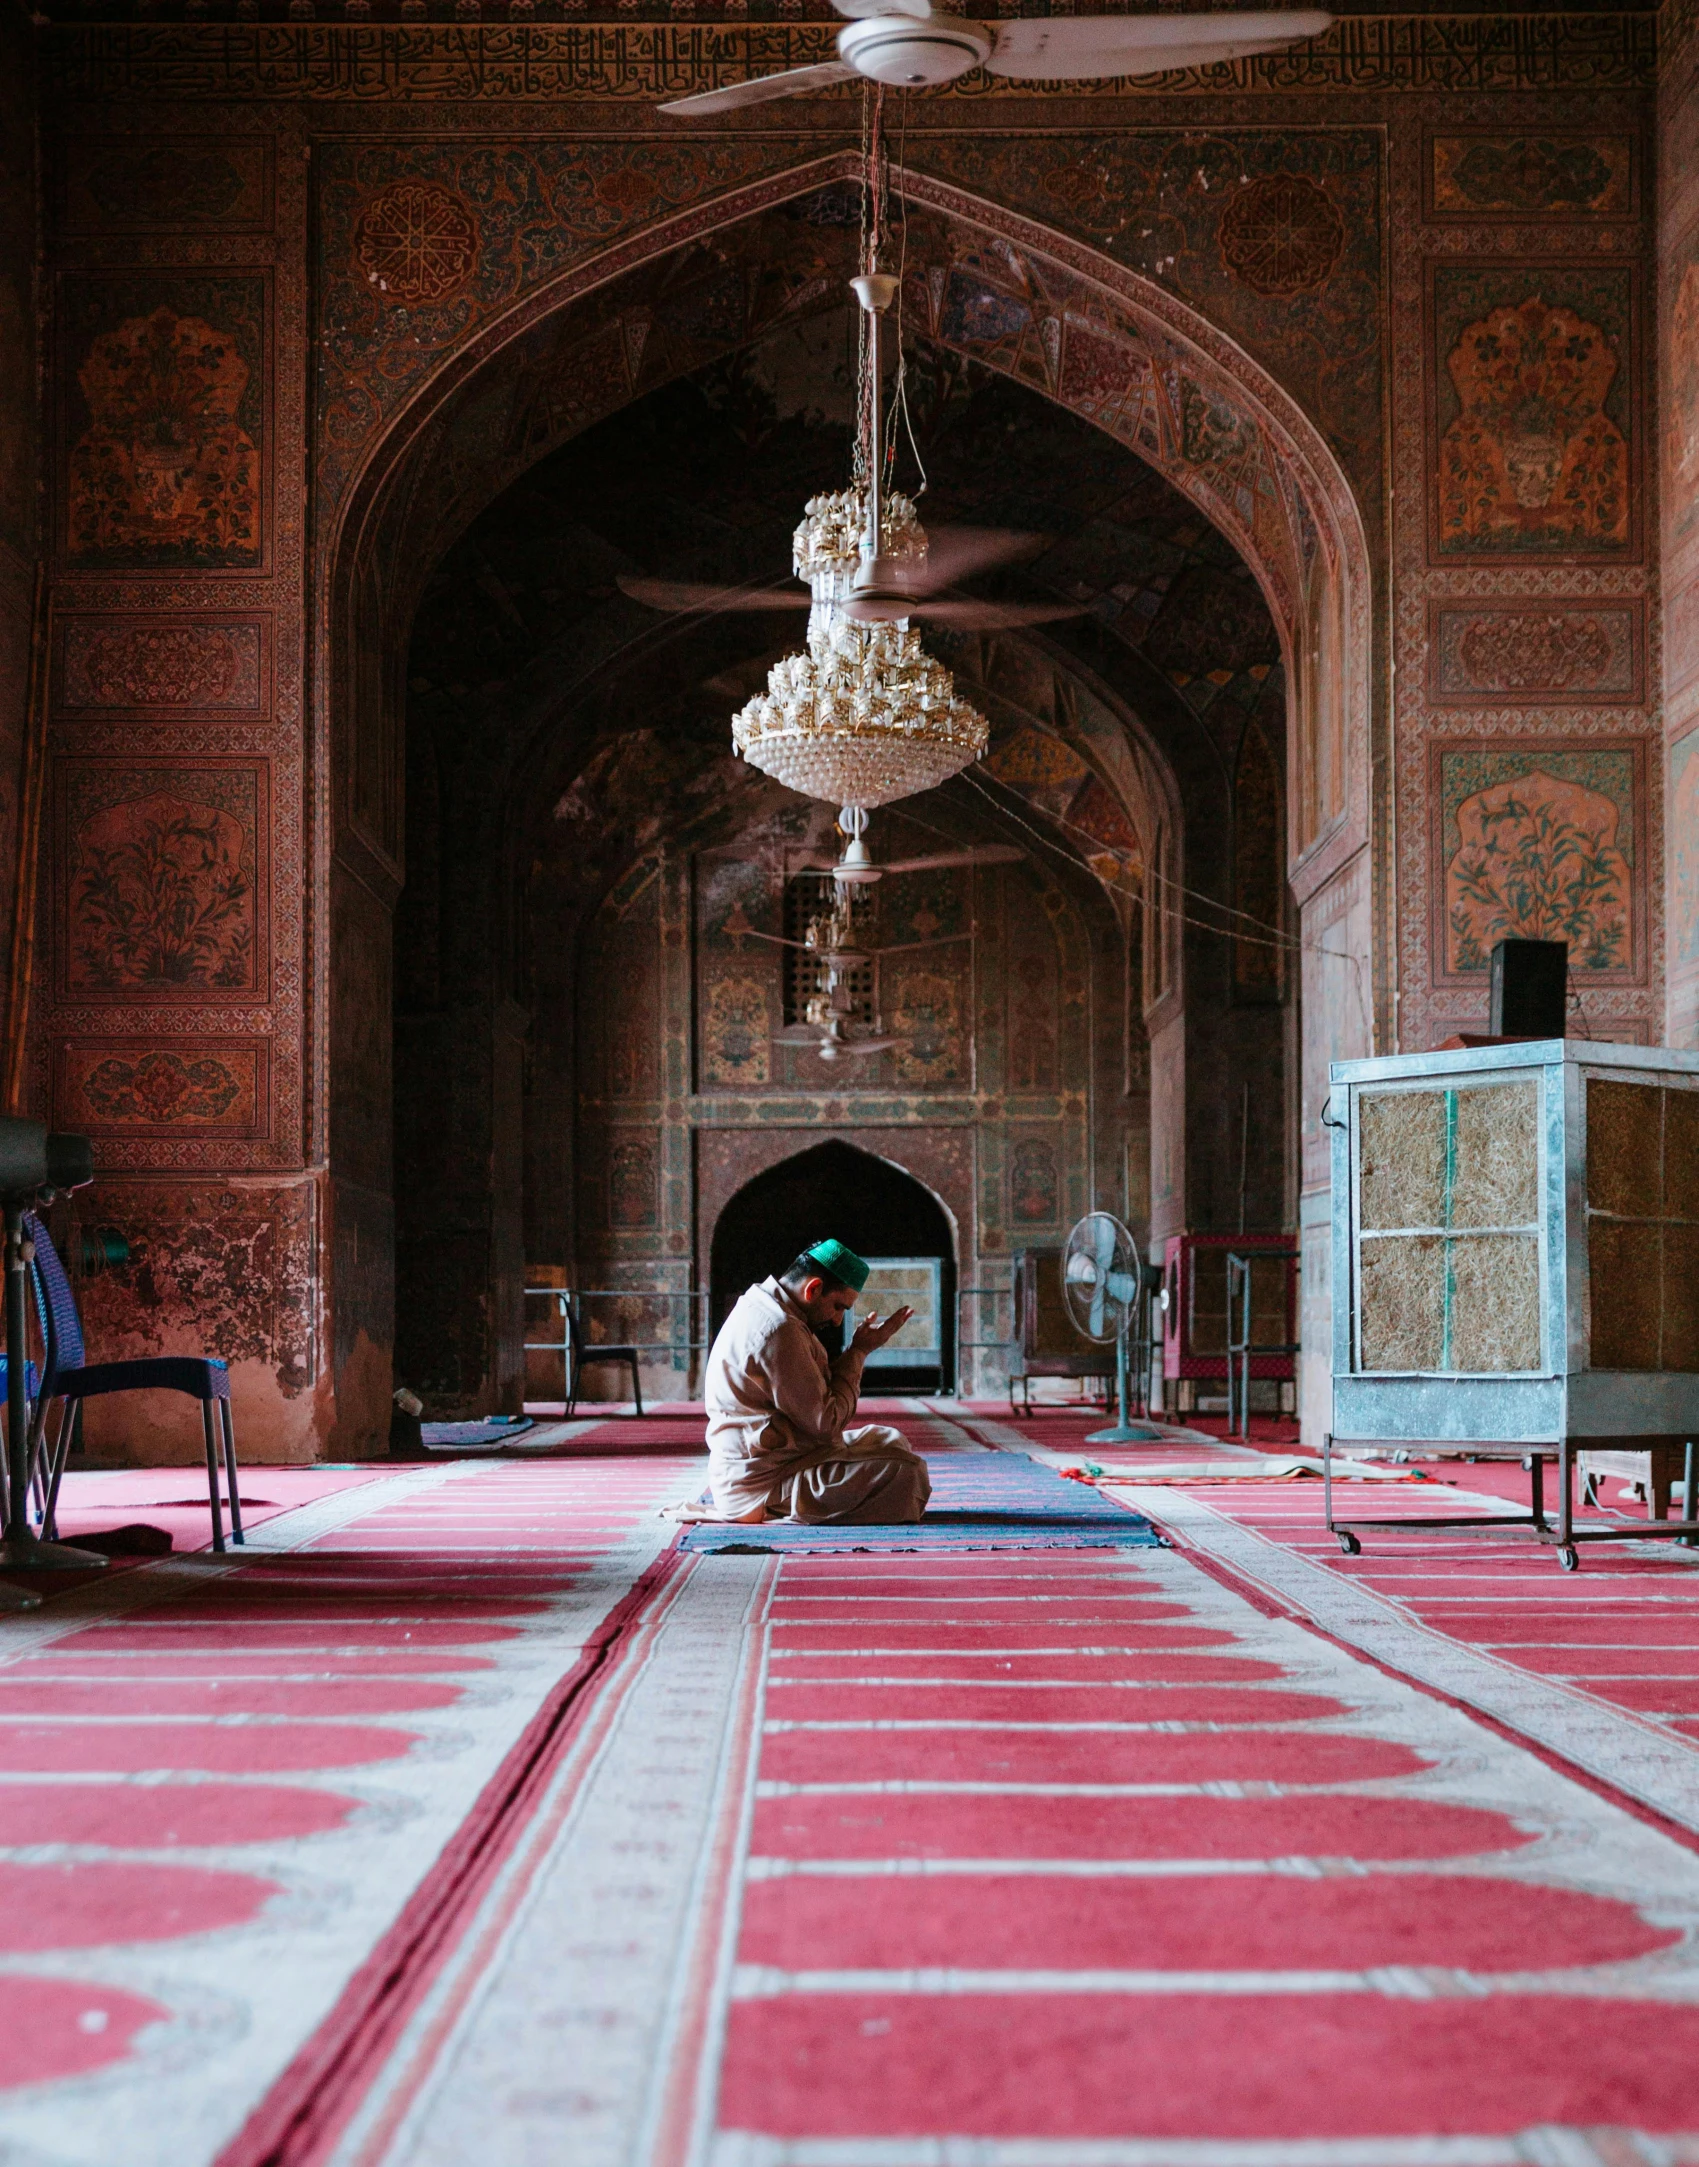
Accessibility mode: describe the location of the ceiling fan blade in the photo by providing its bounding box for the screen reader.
[660,60,861,116]
[910,526,1047,589]
[875,930,975,956]
[986,9,1332,79]
[907,598,1085,631]
[618,575,810,614]
[878,846,1025,872]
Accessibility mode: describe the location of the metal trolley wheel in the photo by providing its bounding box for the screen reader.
[1557,1545,1580,1572]
[1336,1532,1361,1556]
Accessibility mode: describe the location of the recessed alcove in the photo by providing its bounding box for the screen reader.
[709,1140,957,1390]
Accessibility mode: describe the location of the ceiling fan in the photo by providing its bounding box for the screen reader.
[797,805,1023,887]
[659,1,1334,116]
[765,877,968,1060]
[619,522,1072,635]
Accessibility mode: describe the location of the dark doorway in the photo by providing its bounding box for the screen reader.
[710,1140,956,1390]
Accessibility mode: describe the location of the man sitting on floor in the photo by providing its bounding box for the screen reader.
[701,1240,931,1526]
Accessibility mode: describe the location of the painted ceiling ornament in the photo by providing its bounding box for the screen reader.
[1216,173,1346,297]
[354,180,479,304]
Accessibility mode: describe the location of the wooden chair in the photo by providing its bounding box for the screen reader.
[26,1213,244,1552]
[564,1299,644,1418]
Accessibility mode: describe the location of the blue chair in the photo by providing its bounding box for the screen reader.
[27,1214,243,1553]
[0,1358,41,1526]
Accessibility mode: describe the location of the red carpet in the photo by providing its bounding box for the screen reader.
[6,1425,1699,2161]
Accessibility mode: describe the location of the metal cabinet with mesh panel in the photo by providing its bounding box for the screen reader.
[1161,1232,1297,1410]
[1326,1038,1699,1561]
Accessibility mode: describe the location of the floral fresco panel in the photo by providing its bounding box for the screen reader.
[701,974,771,1091]
[1673,731,1699,975]
[56,760,267,1001]
[55,1039,269,1138]
[889,966,965,1089]
[59,617,266,714]
[607,1134,660,1230]
[1428,135,1634,219]
[1430,741,1645,985]
[1009,1136,1061,1226]
[1429,262,1639,562]
[1666,219,1699,549]
[61,137,273,234]
[1427,601,1643,706]
[59,272,267,572]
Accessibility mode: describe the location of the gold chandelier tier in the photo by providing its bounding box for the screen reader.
[731,616,988,810]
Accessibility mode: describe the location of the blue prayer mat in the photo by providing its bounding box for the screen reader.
[678,1450,1158,1553]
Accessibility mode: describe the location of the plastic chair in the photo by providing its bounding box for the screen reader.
[26,1214,243,1552]
[564,1300,643,1418]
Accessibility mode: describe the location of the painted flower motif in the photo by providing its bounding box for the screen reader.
[1438,299,1628,551]
[68,308,260,566]
[82,1051,242,1125]
[594,167,657,211]
[1445,769,1631,976]
[70,793,253,992]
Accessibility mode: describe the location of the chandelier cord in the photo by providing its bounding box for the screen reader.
[890,89,928,503]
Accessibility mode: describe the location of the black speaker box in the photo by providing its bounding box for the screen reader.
[1489,938,1568,1039]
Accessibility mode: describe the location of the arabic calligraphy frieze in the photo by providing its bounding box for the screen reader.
[45,14,1657,103]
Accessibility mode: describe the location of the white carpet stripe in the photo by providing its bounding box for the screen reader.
[727,1963,1699,2000]
[741,1858,1505,1881]
[1128,1491,1699,1834]
[711,2135,1699,2166]
[752,1780,1358,1798]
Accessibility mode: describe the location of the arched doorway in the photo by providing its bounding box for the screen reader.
[710,1142,957,1390]
[322,158,1372,1445]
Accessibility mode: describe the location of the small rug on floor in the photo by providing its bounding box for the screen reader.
[420,1415,535,1450]
[678,1451,1159,1552]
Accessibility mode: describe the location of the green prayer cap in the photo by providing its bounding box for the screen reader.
[804,1239,869,1293]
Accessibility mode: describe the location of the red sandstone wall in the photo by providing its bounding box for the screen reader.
[1663,0,1699,1048]
[0,11,39,1086]
[23,14,1672,1454]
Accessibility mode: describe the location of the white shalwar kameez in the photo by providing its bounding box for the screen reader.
[701,1276,931,1523]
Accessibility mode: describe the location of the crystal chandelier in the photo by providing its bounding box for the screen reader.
[729,217,988,813]
[732,483,988,808]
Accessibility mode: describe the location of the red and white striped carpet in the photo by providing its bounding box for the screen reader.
[4,1419,1699,2166]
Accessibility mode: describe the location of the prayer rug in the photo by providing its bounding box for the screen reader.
[1140,1474,1699,1838]
[678,1449,1160,1552]
[246,1524,1699,2162]
[418,1415,534,1449]
[0,1452,705,2166]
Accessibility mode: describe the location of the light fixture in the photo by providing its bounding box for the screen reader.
[730,172,988,818]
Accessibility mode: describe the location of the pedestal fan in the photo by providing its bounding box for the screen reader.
[1062,1211,1161,1445]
